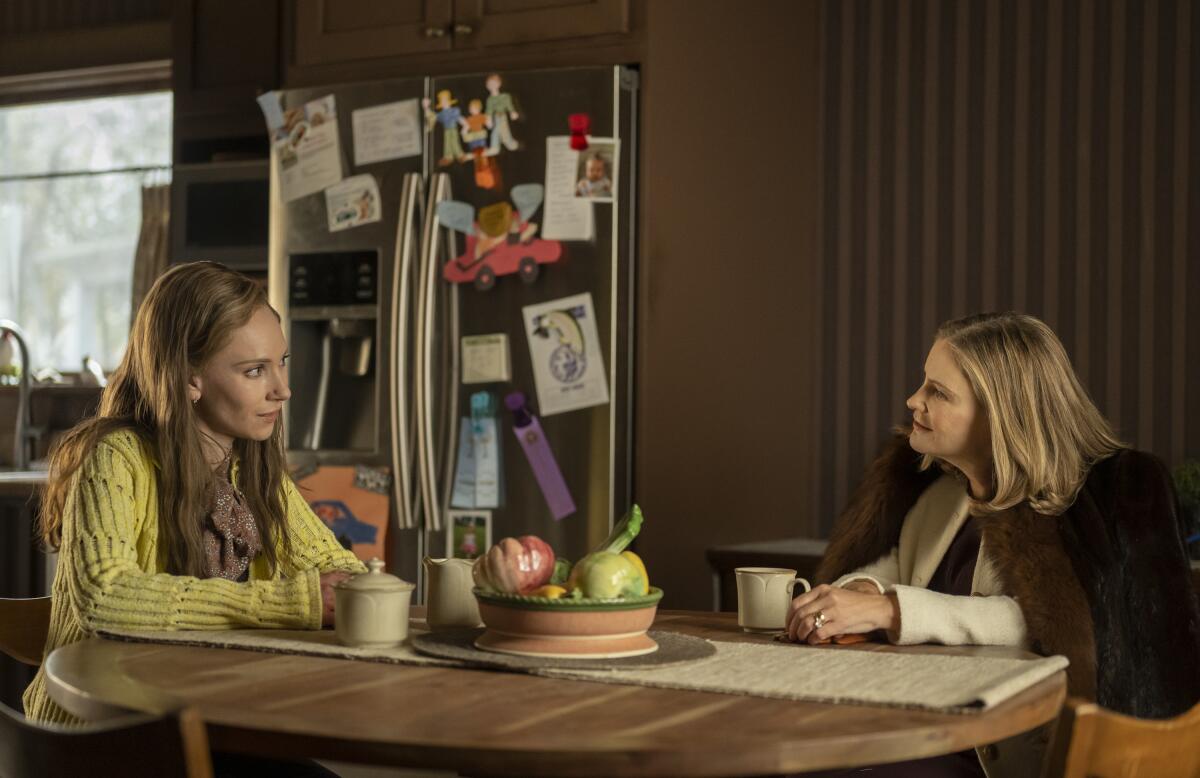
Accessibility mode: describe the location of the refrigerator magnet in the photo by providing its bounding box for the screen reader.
[462,333,511,384]
[423,90,470,167]
[447,509,492,560]
[568,112,591,150]
[483,72,521,156]
[437,195,563,291]
[324,174,382,232]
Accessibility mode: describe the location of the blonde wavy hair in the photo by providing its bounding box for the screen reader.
[41,262,292,576]
[921,312,1123,516]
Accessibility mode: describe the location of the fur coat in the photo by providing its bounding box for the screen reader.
[815,435,1200,719]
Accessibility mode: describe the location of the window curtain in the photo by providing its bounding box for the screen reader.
[130,183,170,320]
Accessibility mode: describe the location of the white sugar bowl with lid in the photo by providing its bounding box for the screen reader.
[334,558,415,648]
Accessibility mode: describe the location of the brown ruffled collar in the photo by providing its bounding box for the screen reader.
[202,455,262,581]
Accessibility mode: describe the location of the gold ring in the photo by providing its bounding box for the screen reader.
[813,610,828,629]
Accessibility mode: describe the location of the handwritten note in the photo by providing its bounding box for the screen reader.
[351,99,422,166]
[541,136,594,241]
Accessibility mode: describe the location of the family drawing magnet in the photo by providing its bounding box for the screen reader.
[522,293,609,417]
[484,73,521,155]
[505,392,575,521]
[424,90,469,166]
[436,185,562,291]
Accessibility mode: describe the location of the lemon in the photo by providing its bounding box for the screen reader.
[620,551,650,595]
[528,584,567,599]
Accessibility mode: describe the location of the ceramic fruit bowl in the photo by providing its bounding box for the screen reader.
[472,587,664,659]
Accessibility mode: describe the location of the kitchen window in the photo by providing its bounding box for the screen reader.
[0,91,171,373]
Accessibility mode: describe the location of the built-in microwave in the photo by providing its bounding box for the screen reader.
[170,159,270,271]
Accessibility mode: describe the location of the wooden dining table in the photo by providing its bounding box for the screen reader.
[44,610,1066,777]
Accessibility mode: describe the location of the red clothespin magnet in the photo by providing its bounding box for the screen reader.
[568,113,591,151]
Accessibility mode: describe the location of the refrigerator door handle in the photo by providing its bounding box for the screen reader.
[416,172,451,532]
[390,173,423,531]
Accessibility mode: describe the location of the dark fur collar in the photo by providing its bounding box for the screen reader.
[816,435,1200,718]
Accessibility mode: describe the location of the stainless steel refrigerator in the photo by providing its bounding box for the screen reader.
[267,67,637,595]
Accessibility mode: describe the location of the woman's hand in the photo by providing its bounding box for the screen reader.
[319,571,353,627]
[785,583,900,644]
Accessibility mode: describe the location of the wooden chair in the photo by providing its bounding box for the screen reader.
[0,700,213,778]
[1043,696,1200,777]
[0,597,52,666]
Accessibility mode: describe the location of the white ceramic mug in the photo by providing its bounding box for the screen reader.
[735,567,812,632]
[424,556,483,630]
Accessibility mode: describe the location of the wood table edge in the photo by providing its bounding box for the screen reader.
[44,636,1067,776]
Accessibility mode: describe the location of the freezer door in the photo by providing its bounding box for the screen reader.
[268,78,427,474]
[426,66,636,565]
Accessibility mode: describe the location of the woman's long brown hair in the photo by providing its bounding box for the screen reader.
[40,262,292,577]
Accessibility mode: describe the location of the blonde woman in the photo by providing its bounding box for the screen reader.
[23,264,365,765]
[789,312,1200,778]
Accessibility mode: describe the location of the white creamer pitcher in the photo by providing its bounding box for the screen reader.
[423,556,483,630]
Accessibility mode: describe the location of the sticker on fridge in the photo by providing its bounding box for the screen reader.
[523,293,609,416]
[542,136,594,241]
[293,464,389,563]
[325,174,382,232]
[273,94,345,203]
[351,99,422,166]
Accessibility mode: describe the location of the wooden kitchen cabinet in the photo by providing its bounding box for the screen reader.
[291,0,454,67]
[290,0,629,69]
[451,0,629,49]
[173,0,281,118]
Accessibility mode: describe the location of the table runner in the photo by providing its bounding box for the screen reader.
[98,626,1066,714]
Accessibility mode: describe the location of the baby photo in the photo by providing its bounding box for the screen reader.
[574,139,619,202]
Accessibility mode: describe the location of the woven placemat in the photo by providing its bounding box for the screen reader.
[534,640,1069,714]
[411,628,716,671]
[98,627,1066,713]
[98,627,459,668]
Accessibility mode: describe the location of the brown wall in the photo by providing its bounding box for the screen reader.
[635,1,822,609]
[811,0,1200,535]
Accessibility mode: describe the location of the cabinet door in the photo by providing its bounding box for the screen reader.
[293,0,453,66]
[450,0,629,48]
[174,0,281,117]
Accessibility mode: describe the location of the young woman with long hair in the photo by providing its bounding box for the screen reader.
[789,312,1200,778]
[23,262,366,729]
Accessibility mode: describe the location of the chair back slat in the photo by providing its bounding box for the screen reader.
[1044,696,1200,778]
[0,701,213,778]
[0,597,52,666]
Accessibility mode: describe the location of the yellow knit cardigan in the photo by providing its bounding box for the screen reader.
[22,429,367,725]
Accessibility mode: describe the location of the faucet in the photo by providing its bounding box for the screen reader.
[0,319,31,469]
